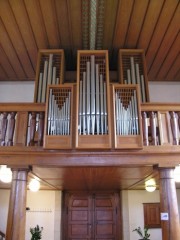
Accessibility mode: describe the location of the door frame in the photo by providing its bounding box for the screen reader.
[62,190,122,240]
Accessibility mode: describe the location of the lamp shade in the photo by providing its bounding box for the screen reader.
[0,165,12,183]
[174,166,180,182]
[29,179,40,192]
[145,179,156,192]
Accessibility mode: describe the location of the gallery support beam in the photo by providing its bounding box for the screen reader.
[159,168,180,240]
[6,168,29,240]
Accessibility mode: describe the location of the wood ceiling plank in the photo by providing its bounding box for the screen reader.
[146,0,178,72]
[0,45,17,79]
[165,53,180,81]
[24,0,48,49]
[0,18,26,79]
[113,0,134,48]
[174,70,180,81]
[148,5,180,80]
[0,0,34,78]
[32,166,154,191]
[103,0,119,50]
[157,34,179,80]
[67,0,82,50]
[55,0,71,49]
[9,0,38,70]
[137,0,164,52]
[0,65,8,81]
[125,0,149,48]
[39,0,61,48]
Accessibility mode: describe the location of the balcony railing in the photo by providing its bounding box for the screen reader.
[0,103,45,147]
[141,103,180,146]
[0,230,5,240]
[0,102,179,149]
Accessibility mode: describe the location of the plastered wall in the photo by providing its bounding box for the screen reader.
[0,81,180,103]
[0,190,61,240]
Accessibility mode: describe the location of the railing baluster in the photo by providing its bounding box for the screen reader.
[141,111,149,146]
[7,112,16,146]
[177,112,180,130]
[0,112,8,146]
[38,112,44,146]
[169,111,179,145]
[28,112,36,146]
[149,111,157,146]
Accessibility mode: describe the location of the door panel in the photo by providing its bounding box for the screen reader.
[94,194,116,239]
[64,192,120,240]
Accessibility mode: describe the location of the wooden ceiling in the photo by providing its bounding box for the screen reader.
[0,0,179,82]
[1,166,179,191]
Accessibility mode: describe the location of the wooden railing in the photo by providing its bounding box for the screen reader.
[0,102,179,149]
[141,103,180,146]
[0,230,5,240]
[0,103,45,147]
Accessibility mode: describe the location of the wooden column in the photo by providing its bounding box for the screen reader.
[159,168,180,240]
[6,168,29,240]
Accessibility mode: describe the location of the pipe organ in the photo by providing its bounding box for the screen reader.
[44,85,73,149]
[34,50,65,103]
[76,50,112,149]
[36,49,148,149]
[78,55,107,136]
[119,49,149,103]
[113,85,142,149]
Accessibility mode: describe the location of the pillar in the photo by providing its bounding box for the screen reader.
[6,168,29,240]
[159,168,180,240]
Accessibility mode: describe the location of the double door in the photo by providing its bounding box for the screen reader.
[63,192,121,240]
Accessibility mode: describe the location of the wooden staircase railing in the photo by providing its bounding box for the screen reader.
[0,230,5,240]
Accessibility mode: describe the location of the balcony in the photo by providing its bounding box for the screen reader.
[0,102,179,168]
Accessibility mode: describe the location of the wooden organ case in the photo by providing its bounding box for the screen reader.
[119,49,149,103]
[35,48,149,150]
[112,84,143,149]
[34,49,65,103]
[75,50,112,149]
[44,85,74,149]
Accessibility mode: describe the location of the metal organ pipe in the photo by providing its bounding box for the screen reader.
[47,89,71,136]
[78,55,108,136]
[125,57,146,103]
[115,89,139,136]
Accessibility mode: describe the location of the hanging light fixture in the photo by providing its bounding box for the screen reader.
[145,179,156,192]
[174,165,180,182]
[0,165,12,183]
[29,179,40,192]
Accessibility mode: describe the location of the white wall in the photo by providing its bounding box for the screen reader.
[122,190,162,240]
[149,82,180,102]
[0,190,61,240]
[0,189,10,233]
[0,81,34,102]
[122,189,180,240]
[0,81,180,103]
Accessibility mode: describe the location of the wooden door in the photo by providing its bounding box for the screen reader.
[63,192,121,240]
